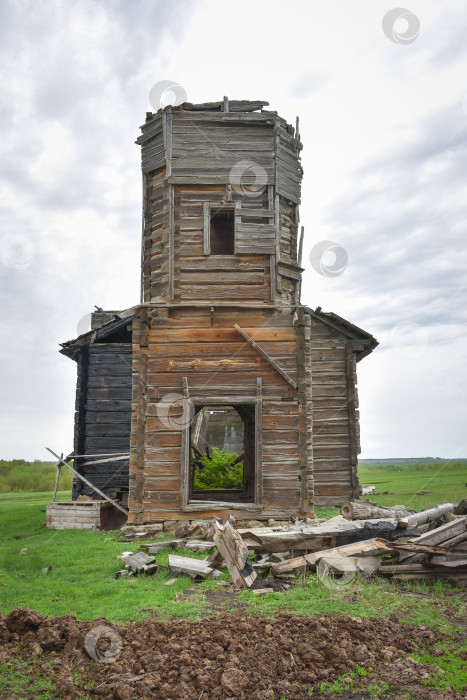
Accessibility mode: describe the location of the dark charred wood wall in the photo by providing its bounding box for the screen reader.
[72,343,132,500]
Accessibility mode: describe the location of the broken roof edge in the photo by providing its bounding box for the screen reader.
[138,99,301,147]
[59,306,137,360]
[303,305,379,361]
[149,99,270,118]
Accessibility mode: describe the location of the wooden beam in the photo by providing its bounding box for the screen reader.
[46,447,128,515]
[168,184,175,299]
[52,453,63,503]
[180,377,190,508]
[234,323,297,389]
[297,225,304,267]
[398,503,456,530]
[223,95,229,113]
[272,538,392,575]
[255,377,263,505]
[409,517,466,546]
[341,501,410,520]
[203,201,210,256]
[213,517,257,588]
[79,454,130,468]
[168,554,213,579]
[274,192,280,291]
[269,256,276,302]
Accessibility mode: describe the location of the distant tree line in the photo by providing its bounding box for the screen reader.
[359,460,466,472]
[0,459,73,493]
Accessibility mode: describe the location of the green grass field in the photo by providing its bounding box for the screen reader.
[0,476,465,627]
[1,475,466,697]
[358,461,466,510]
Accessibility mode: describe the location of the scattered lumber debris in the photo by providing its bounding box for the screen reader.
[341,501,410,520]
[174,522,206,539]
[239,516,418,553]
[408,516,466,547]
[377,515,467,586]
[112,503,467,589]
[168,554,213,580]
[184,540,216,552]
[120,552,157,575]
[213,516,257,588]
[397,503,456,529]
[271,538,392,576]
[454,499,467,515]
[139,538,215,554]
[115,569,133,579]
[206,549,224,568]
[140,539,186,554]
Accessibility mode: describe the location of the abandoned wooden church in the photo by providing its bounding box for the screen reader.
[59,98,378,526]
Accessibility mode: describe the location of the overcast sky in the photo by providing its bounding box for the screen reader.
[1,0,466,461]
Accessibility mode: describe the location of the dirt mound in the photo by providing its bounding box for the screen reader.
[0,607,462,699]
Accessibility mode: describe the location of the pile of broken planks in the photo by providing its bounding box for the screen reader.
[270,501,467,587]
[115,500,467,590]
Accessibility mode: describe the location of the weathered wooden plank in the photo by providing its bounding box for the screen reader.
[168,554,212,579]
[213,517,257,588]
[398,504,456,530]
[409,518,466,546]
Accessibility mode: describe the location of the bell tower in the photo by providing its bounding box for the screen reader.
[59,98,378,527]
[136,98,304,306]
[128,98,313,525]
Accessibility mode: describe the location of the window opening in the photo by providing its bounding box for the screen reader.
[189,404,255,502]
[210,209,235,255]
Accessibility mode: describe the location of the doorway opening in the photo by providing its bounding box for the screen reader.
[189,404,255,502]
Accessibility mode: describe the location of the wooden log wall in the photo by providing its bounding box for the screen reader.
[139,106,303,306]
[308,316,361,506]
[170,112,275,185]
[128,306,314,524]
[142,167,168,302]
[72,343,132,500]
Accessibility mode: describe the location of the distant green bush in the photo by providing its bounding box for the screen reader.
[193,446,243,490]
[0,460,73,493]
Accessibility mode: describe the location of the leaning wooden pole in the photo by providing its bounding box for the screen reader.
[234,324,297,389]
[52,453,63,503]
[46,447,128,515]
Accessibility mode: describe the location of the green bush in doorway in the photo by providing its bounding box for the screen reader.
[193,446,243,490]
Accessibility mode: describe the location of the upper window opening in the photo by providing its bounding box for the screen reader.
[210,210,235,255]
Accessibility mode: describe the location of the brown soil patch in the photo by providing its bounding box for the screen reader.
[0,607,464,699]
